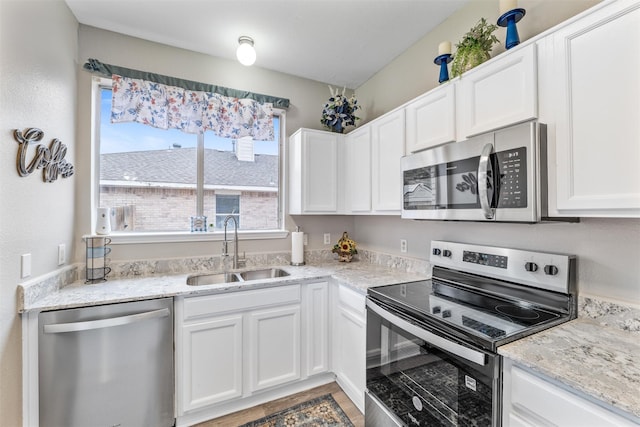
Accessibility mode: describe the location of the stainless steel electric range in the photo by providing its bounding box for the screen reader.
[365,241,577,427]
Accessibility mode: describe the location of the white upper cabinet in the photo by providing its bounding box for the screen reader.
[550,0,640,216]
[344,126,372,213]
[405,83,456,152]
[289,128,343,214]
[371,109,405,213]
[460,43,538,138]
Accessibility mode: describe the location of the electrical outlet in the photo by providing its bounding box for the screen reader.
[303,233,308,246]
[400,239,408,253]
[323,233,331,245]
[21,254,31,278]
[58,244,66,265]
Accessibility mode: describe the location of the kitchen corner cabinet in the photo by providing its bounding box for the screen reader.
[371,109,405,213]
[289,128,343,214]
[459,43,537,138]
[550,0,640,217]
[502,359,638,426]
[405,83,456,153]
[344,126,372,213]
[332,283,366,412]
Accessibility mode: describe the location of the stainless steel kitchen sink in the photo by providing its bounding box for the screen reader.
[186,268,289,286]
[238,268,290,281]
[186,272,241,286]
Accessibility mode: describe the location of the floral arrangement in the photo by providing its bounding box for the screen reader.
[332,231,358,262]
[451,18,500,77]
[321,86,361,133]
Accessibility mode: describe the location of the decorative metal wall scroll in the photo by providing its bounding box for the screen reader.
[13,127,74,182]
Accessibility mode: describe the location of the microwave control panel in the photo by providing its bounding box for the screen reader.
[495,147,527,208]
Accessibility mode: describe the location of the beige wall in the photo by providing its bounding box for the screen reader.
[0,1,78,424]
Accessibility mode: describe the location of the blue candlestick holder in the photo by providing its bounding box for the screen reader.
[434,53,453,83]
[497,8,526,50]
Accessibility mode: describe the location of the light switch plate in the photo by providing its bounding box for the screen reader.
[323,233,331,245]
[21,254,31,278]
[58,244,65,265]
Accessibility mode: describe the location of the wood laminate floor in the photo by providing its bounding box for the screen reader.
[195,382,364,427]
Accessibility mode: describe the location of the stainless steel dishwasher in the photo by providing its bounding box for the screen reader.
[38,298,174,427]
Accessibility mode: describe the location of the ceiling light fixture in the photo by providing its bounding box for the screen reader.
[236,36,256,66]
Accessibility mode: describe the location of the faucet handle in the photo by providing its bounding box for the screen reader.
[222,240,229,256]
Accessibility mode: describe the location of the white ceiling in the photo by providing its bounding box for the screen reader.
[64,0,469,88]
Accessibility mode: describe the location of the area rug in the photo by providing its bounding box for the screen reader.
[238,394,354,427]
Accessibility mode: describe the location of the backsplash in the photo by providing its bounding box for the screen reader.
[579,297,640,333]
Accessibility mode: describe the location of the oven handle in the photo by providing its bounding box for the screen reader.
[478,142,495,220]
[367,299,487,366]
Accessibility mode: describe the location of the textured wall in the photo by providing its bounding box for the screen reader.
[0,1,78,424]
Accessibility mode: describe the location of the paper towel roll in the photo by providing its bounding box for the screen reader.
[291,231,304,265]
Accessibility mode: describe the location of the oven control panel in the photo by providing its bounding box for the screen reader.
[430,241,575,294]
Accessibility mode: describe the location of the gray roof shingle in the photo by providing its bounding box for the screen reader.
[100,148,278,188]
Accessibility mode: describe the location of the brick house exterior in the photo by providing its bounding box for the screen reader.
[100,147,278,231]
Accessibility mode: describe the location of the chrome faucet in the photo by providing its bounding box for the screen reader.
[222,215,244,269]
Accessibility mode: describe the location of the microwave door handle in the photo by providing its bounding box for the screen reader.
[367,299,487,366]
[478,143,495,220]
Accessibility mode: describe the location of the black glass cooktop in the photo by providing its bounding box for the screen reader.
[368,278,565,348]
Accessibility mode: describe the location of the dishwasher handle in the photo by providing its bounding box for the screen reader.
[43,307,170,334]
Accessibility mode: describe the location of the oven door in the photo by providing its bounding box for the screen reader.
[366,298,501,427]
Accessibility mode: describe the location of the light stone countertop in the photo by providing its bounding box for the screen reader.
[498,302,640,421]
[19,258,429,313]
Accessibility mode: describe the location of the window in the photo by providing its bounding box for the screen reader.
[215,194,240,229]
[97,85,283,235]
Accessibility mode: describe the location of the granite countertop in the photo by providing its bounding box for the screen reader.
[499,299,640,421]
[19,258,429,313]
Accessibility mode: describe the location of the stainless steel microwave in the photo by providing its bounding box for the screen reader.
[401,121,548,222]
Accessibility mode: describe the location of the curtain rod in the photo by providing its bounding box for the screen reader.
[83,58,290,109]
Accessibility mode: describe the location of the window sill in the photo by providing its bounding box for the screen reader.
[105,230,290,245]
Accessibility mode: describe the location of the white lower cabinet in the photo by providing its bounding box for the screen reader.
[248,305,301,392]
[176,281,331,425]
[502,359,638,427]
[332,283,367,412]
[305,281,330,376]
[181,314,243,411]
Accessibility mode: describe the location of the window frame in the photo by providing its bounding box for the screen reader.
[91,77,289,244]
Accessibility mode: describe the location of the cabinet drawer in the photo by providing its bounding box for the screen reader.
[511,366,636,426]
[184,285,301,320]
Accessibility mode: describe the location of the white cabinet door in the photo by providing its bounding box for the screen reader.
[181,314,243,411]
[332,284,366,412]
[552,0,640,216]
[304,281,330,376]
[460,43,537,138]
[371,109,405,213]
[405,83,456,152]
[345,126,372,213]
[248,305,301,392]
[289,129,342,214]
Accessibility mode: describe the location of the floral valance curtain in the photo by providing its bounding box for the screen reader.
[111,74,275,140]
